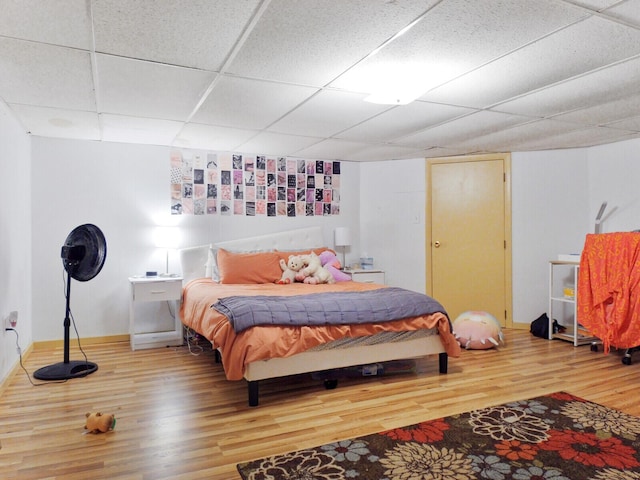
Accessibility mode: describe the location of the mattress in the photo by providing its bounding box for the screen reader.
[180,278,460,380]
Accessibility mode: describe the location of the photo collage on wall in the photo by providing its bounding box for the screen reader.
[170,149,341,216]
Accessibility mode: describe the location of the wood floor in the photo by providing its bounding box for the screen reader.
[1,328,639,479]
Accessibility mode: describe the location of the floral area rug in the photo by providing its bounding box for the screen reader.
[237,392,640,479]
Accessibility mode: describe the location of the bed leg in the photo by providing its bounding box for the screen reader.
[439,352,448,374]
[214,349,221,364]
[248,381,259,407]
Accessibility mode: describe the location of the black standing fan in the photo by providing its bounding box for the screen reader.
[34,224,107,381]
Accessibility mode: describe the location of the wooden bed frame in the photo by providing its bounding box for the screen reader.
[179,227,448,406]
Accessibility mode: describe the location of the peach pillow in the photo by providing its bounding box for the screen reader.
[217,249,283,284]
[275,247,334,264]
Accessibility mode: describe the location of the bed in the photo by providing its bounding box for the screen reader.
[178,227,461,406]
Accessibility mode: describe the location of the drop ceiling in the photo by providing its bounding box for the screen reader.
[1,0,640,161]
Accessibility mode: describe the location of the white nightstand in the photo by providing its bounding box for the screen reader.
[128,276,183,350]
[344,269,385,284]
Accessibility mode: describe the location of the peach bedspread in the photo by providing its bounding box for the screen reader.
[180,278,460,380]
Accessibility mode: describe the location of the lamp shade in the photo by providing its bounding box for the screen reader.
[334,227,351,247]
[154,226,180,249]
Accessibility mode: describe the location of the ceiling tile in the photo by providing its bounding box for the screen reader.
[0,0,92,49]
[101,114,183,145]
[2,0,640,159]
[509,124,638,150]
[97,54,215,121]
[293,138,372,161]
[422,15,640,108]
[604,115,640,131]
[335,101,476,142]
[551,91,640,125]
[192,76,319,130]
[331,0,588,94]
[91,0,260,70]
[494,57,640,117]
[268,89,389,137]
[228,0,438,86]
[174,123,259,151]
[9,104,100,140]
[394,110,534,148]
[569,1,626,12]
[451,118,585,152]
[0,37,95,110]
[340,144,430,162]
[236,132,323,157]
[602,1,640,24]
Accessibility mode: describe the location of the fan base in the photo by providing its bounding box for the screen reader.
[34,361,98,381]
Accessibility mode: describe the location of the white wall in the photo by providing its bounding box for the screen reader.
[30,137,361,341]
[359,158,426,292]
[587,139,640,233]
[360,138,640,327]
[511,149,590,324]
[0,102,32,381]
[4,131,640,387]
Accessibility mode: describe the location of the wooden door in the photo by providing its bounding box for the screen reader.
[427,154,512,327]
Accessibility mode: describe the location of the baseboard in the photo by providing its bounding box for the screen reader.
[33,334,130,350]
[1,335,129,396]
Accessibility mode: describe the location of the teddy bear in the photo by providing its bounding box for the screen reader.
[276,254,306,284]
[295,252,335,284]
[318,250,351,282]
[452,311,505,350]
[84,412,116,433]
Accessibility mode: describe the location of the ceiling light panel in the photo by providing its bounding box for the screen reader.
[227,0,437,86]
[92,0,260,70]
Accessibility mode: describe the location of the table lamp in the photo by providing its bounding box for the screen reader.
[334,227,351,269]
[154,226,180,275]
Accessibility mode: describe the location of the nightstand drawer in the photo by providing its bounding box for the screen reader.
[345,270,385,284]
[132,280,182,302]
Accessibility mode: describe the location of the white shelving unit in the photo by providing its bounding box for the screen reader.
[548,261,598,346]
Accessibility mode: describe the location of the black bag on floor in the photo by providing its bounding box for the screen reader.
[530,313,563,339]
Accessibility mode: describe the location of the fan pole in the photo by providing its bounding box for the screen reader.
[33,271,98,381]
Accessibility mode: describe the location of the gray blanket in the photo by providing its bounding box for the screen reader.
[212,287,447,333]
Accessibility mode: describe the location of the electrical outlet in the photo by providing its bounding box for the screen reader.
[6,311,17,329]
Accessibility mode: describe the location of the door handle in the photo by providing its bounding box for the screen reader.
[434,241,441,248]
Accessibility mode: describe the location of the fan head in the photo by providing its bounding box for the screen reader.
[61,224,107,281]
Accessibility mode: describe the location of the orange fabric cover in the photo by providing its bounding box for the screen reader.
[180,279,461,380]
[216,249,282,284]
[577,232,640,352]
